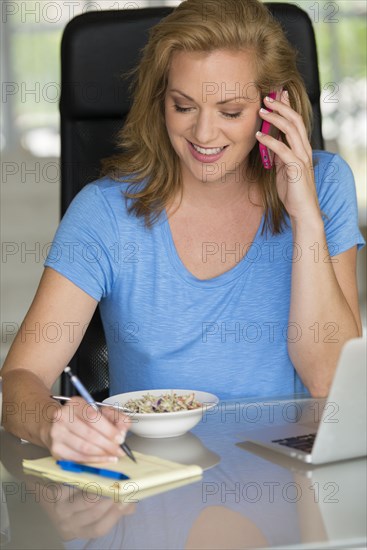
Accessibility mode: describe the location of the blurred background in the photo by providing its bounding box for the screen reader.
[1,0,366,366]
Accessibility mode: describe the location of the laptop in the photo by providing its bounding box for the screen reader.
[245,337,367,464]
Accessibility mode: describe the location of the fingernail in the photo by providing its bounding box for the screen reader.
[265,96,274,102]
[120,430,127,443]
[108,456,119,462]
[256,131,263,137]
[114,433,124,445]
[260,108,269,114]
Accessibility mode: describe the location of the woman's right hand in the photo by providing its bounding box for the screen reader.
[1,267,125,454]
[48,397,131,463]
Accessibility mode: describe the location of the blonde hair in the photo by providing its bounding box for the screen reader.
[102,0,313,233]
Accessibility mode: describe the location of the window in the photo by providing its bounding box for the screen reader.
[266,0,366,206]
[2,1,365,202]
[1,0,178,156]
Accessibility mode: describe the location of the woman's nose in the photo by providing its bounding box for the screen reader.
[192,110,219,145]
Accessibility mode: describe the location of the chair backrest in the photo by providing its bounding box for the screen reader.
[60,3,323,400]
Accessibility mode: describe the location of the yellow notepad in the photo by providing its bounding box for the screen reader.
[23,452,202,501]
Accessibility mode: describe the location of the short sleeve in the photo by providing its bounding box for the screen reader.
[44,183,120,301]
[314,152,366,256]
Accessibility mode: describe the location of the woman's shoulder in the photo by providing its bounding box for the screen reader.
[312,149,353,176]
[312,149,352,169]
[85,174,146,195]
[312,149,355,196]
[73,174,148,213]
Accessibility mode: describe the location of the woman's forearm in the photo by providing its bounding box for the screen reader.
[1,368,60,448]
[288,217,361,397]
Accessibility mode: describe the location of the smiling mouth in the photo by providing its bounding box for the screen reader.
[189,141,228,155]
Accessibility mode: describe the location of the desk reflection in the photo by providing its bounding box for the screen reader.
[1,399,366,549]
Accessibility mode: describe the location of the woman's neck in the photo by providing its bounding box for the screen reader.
[168,175,261,216]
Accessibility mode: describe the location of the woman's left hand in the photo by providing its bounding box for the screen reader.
[256,91,322,225]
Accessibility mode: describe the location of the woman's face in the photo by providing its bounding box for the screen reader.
[164,49,262,188]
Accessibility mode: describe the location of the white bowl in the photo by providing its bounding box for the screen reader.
[103,389,219,438]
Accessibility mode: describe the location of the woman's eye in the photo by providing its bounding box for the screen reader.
[174,105,192,113]
[222,112,242,119]
[173,104,242,119]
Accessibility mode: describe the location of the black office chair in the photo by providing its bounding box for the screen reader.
[59,3,324,400]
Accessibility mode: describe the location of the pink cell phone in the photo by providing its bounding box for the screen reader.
[259,89,283,170]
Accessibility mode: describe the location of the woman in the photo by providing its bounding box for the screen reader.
[1,0,364,462]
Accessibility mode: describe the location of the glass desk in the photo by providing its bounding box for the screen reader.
[1,396,366,549]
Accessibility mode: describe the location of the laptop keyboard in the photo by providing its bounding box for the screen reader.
[271,433,316,453]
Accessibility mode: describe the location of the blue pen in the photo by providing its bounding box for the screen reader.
[63,366,137,463]
[64,366,97,409]
[57,460,130,480]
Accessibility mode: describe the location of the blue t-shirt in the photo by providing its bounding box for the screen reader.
[45,151,365,399]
